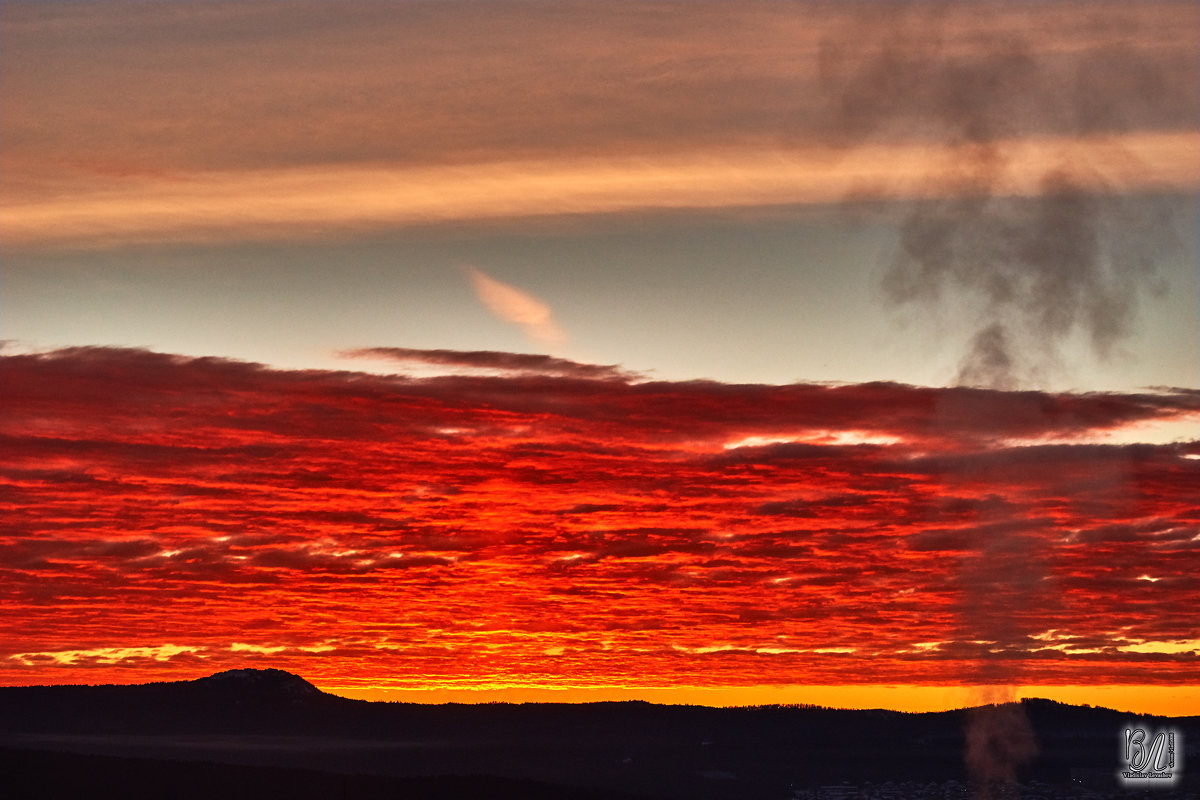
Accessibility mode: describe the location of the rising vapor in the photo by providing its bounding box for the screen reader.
[820,0,1188,390]
[818,1,1194,794]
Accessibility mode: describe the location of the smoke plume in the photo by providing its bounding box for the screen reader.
[966,697,1038,795]
[820,0,1179,390]
[819,1,1188,793]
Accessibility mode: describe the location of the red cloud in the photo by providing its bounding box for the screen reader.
[1,347,1197,689]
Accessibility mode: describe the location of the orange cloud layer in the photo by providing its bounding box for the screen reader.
[2,133,1197,248]
[3,0,1196,248]
[5,0,1194,171]
[2,348,1197,696]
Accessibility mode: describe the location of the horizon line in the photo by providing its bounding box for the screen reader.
[7,671,1196,717]
[317,682,1200,718]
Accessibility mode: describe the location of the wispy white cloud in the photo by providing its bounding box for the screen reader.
[467,267,565,346]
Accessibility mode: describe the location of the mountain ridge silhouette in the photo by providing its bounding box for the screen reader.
[2,670,1196,799]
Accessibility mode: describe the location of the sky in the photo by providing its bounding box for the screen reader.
[1,0,1198,715]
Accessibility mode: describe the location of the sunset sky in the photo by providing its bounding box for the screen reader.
[2,0,1198,715]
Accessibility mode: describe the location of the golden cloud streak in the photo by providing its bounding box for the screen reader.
[2,132,1196,248]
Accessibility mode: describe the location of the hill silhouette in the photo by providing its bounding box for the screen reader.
[1,670,1196,799]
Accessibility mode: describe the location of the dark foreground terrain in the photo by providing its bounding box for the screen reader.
[1,669,1195,799]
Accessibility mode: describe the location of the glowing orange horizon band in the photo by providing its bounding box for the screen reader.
[323,683,1200,717]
